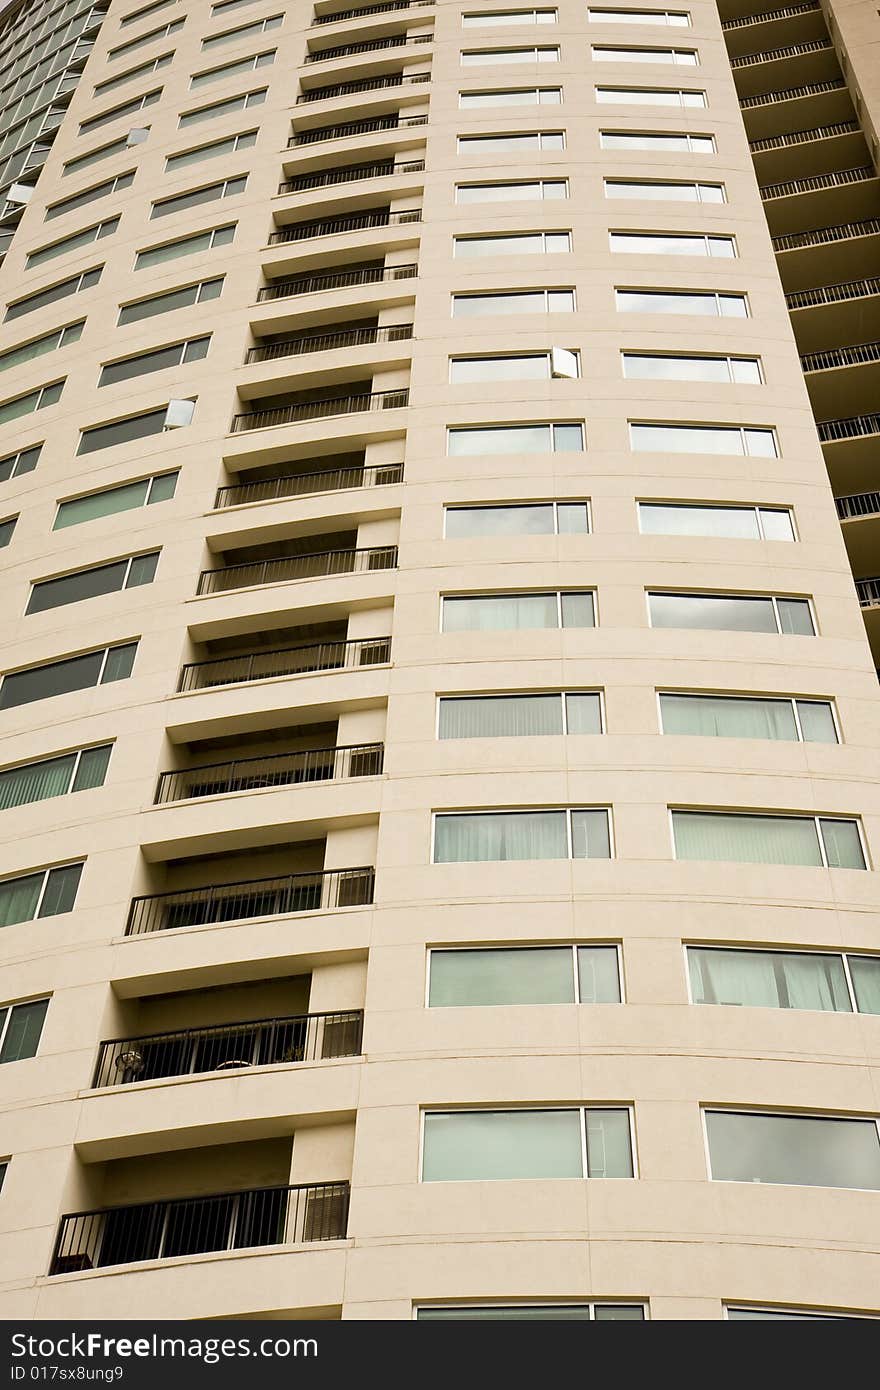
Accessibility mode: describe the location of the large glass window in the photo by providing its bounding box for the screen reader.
[705,1111,880,1189]
[63,137,135,177]
[624,353,760,383]
[98,336,210,386]
[462,10,558,24]
[0,518,15,548]
[600,128,711,150]
[453,289,575,315]
[434,808,611,861]
[0,863,83,926]
[0,999,49,1062]
[121,0,178,27]
[27,552,160,614]
[201,13,281,49]
[461,45,560,62]
[26,217,119,269]
[428,944,620,1005]
[449,351,579,381]
[688,947,853,1012]
[456,179,568,203]
[77,406,168,454]
[78,88,162,136]
[439,691,602,737]
[189,48,275,88]
[595,85,705,104]
[0,446,41,483]
[605,179,722,202]
[117,277,222,325]
[134,223,235,269]
[660,694,836,743]
[448,423,583,454]
[632,422,775,455]
[0,321,83,374]
[93,49,173,98]
[417,1304,645,1319]
[55,472,177,529]
[5,267,102,322]
[457,131,564,153]
[671,812,866,870]
[151,175,246,218]
[178,87,267,127]
[849,956,880,1014]
[423,1108,633,1180]
[442,591,594,631]
[459,87,561,106]
[611,231,735,257]
[649,592,813,635]
[45,170,134,221]
[445,501,587,533]
[592,43,696,61]
[165,129,257,172]
[0,381,64,426]
[589,8,689,22]
[0,745,112,812]
[109,15,184,60]
[726,1307,874,1320]
[616,288,747,316]
[638,502,791,538]
[0,643,137,710]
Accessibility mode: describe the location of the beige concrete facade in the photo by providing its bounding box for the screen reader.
[0,0,878,1322]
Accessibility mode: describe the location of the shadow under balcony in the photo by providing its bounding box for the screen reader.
[801,339,880,416]
[772,217,880,292]
[738,77,853,141]
[720,1,829,59]
[749,120,867,183]
[729,36,840,98]
[815,411,880,493]
[836,492,880,576]
[786,274,880,351]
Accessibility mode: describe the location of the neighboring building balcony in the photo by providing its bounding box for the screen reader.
[800,338,880,415]
[287,113,428,147]
[856,578,880,609]
[729,37,839,97]
[772,218,880,290]
[815,411,880,494]
[312,0,434,25]
[296,69,430,105]
[154,741,384,803]
[721,0,821,36]
[277,157,425,197]
[738,77,853,140]
[837,490,880,521]
[92,1009,364,1089]
[303,32,432,64]
[126,866,376,936]
[177,635,391,693]
[230,386,409,433]
[786,275,880,353]
[758,165,880,235]
[836,492,880,576]
[749,120,865,182]
[50,1182,350,1276]
[215,459,403,509]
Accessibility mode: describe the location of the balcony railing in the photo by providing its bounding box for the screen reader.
[773,217,880,253]
[126,866,376,935]
[50,1182,350,1275]
[245,323,413,363]
[92,1009,365,1089]
[856,578,880,607]
[730,37,832,67]
[739,76,846,108]
[288,114,428,145]
[313,0,434,23]
[177,634,391,692]
[817,412,880,442]
[304,32,432,61]
[278,158,424,195]
[801,340,880,372]
[231,387,409,433]
[267,207,421,244]
[296,70,430,102]
[787,276,880,310]
[257,263,417,301]
[155,741,384,803]
[836,491,880,520]
[721,1,819,28]
[760,165,876,200]
[197,544,398,594]
[215,460,403,508]
[749,119,859,152]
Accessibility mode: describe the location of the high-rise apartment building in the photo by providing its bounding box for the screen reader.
[0,0,879,1324]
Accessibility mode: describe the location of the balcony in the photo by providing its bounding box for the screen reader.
[836,492,880,575]
[837,491,880,520]
[215,459,403,508]
[177,635,391,692]
[93,1009,364,1089]
[155,741,384,802]
[278,158,425,196]
[749,121,866,182]
[729,37,839,98]
[245,323,413,364]
[800,339,880,414]
[815,411,880,493]
[759,165,880,236]
[257,263,418,302]
[303,33,432,63]
[738,77,853,140]
[772,218,880,292]
[856,578,880,608]
[230,387,409,433]
[296,70,430,103]
[288,113,427,146]
[721,0,820,29]
[51,1182,349,1275]
[126,865,375,935]
[313,0,434,23]
[197,544,397,594]
[817,411,880,443]
[267,207,421,246]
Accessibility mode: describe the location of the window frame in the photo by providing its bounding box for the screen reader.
[637,500,792,538]
[178,86,267,128]
[150,174,247,219]
[448,351,580,382]
[631,422,777,456]
[188,47,276,89]
[446,422,584,454]
[610,230,736,257]
[436,688,605,737]
[459,86,562,106]
[460,45,561,63]
[623,353,762,384]
[455,178,569,203]
[604,178,724,202]
[0,996,51,1064]
[200,12,282,50]
[26,550,161,615]
[54,471,178,529]
[591,43,698,62]
[451,287,576,315]
[441,589,597,631]
[0,642,138,710]
[443,499,590,533]
[78,88,162,137]
[4,266,103,322]
[647,590,815,636]
[595,84,706,105]
[461,9,559,25]
[588,6,690,22]
[426,941,622,1007]
[93,49,174,99]
[599,128,713,151]
[98,336,211,387]
[25,218,120,270]
[701,1107,880,1192]
[723,1305,877,1321]
[418,1104,637,1181]
[164,128,258,174]
[133,222,236,269]
[0,743,114,811]
[658,691,838,744]
[414,1301,648,1319]
[615,287,748,316]
[117,277,223,326]
[683,941,878,1014]
[456,130,566,154]
[431,805,613,861]
[669,808,868,870]
[0,862,84,922]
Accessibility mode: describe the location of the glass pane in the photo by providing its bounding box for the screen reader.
[577,946,620,1002]
[39,863,83,916]
[744,428,776,457]
[731,358,762,384]
[688,946,851,1011]
[434,810,568,861]
[119,286,198,323]
[78,407,167,454]
[442,593,559,630]
[0,651,105,709]
[552,424,583,451]
[720,295,748,317]
[429,947,575,1005]
[727,1309,843,1320]
[639,504,759,538]
[570,809,611,858]
[673,812,822,866]
[705,1111,880,1189]
[625,354,730,382]
[72,745,112,791]
[557,503,589,533]
[633,423,745,452]
[448,425,551,454]
[422,1109,584,1180]
[438,694,564,737]
[560,592,595,626]
[849,956,880,1015]
[585,1109,633,1176]
[0,999,49,1062]
[617,290,722,316]
[447,504,554,535]
[101,643,138,683]
[148,472,179,503]
[819,820,865,869]
[27,559,130,613]
[0,753,75,810]
[418,1306,593,1319]
[649,593,776,632]
[0,873,43,926]
[450,356,549,381]
[548,291,575,311]
[565,693,602,733]
[608,180,700,200]
[55,479,150,528]
[126,552,159,587]
[795,701,837,743]
[758,507,793,539]
[776,598,814,635]
[660,694,798,741]
[594,1306,645,1320]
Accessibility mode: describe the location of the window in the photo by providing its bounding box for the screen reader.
[0,446,41,483]
[592,44,697,62]
[600,129,712,151]
[443,591,594,631]
[0,746,112,812]
[422,1108,632,1179]
[461,46,560,62]
[109,16,184,60]
[661,694,835,743]
[417,1304,645,1320]
[45,172,134,221]
[118,277,222,325]
[671,812,865,869]
[434,808,610,861]
[616,287,747,316]
[5,267,102,322]
[0,863,83,925]
[189,49,275,89]
[165,130,257,173]
[462,9,558,24]
[726,1307,875,1321]
[99,337,210,387]
[0,382,64,427]
[705,1111,880,1189]
[178,88,267,128]
[0,1160,6,1192]
[0,643,138,711]
[55,472,177,530]
[459,87,561,106]
[438,691,602,737]
[78,89,162,137]
[213,0,264,12]
[455,231,570,257]
[27,552,160,615]
[150,175,246,218]
[0,518,16,548]
[589,8,690,23]
[624,353,760,384]
[648,592,813,635]
[94,51,174,99]
[453,289,575,315]
[0,999,49,1062]
[687,946,880,1012]
[26,218,119,269]
[610,231,735,257]
[135,223,235,269]
[457,131,564,153]
[0,322,83,374]
[456,179,568,202]
[120,0,178,27]
[449,351,579,381]
[428,944,620,1004]
[201,13,282,49]
[63,137,136,177]
[639,502,791,539]
[78,403,193,455]
[605,179,723,202]
[446,500,587,531]
[596,85,705,105]
[633,422,777,456]
[448,423,583,454]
